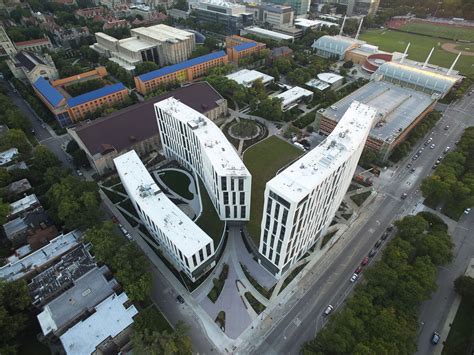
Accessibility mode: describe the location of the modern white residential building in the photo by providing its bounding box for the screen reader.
[274,86,313,111]
[226,69,274,87]
[91,24,196,71]
[258,101,377,278]
[114,150,216,281]
[155,98,252,221]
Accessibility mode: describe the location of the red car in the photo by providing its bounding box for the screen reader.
[361,257,369,266]
[355,266,363,274]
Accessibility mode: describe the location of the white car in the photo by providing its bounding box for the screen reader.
[464,208,471,214]
[430,143,435,149]
[76,169,83,177]
[350,273,359,283]
[324,305,334,316]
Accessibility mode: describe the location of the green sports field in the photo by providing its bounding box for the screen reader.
[359,29,474,78]
[243,136,303,245]
[399,22,474,42]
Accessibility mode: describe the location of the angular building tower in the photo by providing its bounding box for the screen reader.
[155,98,252,221]
[258,101,377,278]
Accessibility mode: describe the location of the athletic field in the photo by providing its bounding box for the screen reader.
[399,22,474,42]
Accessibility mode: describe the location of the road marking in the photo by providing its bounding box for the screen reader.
[368,228,375,234]
[293,317,302,327]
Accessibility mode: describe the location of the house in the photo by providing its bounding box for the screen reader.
[7,51,59,84]
[0,148,19,167]
[7,194,41,220]
[6,178,32,197]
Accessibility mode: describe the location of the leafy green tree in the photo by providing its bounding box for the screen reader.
[0,168,11,187]
[135,62,160,76]
[32,145,61,172]
[133,321,192,355]
[0,200,9,225]
[454,275,474,300]
[0,129,31,155]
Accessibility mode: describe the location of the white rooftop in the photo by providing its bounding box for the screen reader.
[267,101,377,203]
[318,72,343,84]
[118,37,156,52]
[0,148,18,166]
[295,18,339,28]
[243,26,294,40]
[131,24,194,42]
[226,69,274,87]
[155,98,251,177]
[114,150,213,257]
[9,194,39,216]
[305,79,330,91]
[275,86,313,107]
[95,32,118,43]
[60,292,138,355]
[0,231,82,281]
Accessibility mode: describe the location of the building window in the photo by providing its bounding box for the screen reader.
[221,176,227,190]
[240,192,245,205]
[199,249,204,262]
[239,178,244,191]
[225,206,230,218]
[241,206,246,217]
[206,243,212,256]
[223,192,229,204]
[192,255,197,267]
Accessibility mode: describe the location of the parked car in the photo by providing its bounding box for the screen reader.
[430,143,436,149]
[431,332,440,345]
[324,305,334,316]
[368,249,377,257]
[177,295,185,304]
[410,168,416,173]
[444,125,449,130]
[386,225,394,232]
[350,273,359,283]
[76,169,83,177]
[401,193,408,199]
[354,266,362,274]
[361,257,369,266]
[381,232,389,240]
[444,146,451,154]
[464,208,471,214]
[406,163,412,169]
[375,239,382,248]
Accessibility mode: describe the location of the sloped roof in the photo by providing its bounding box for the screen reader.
[33,77,65,107]
[67,83,127,107]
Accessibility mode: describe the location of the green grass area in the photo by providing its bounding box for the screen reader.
[442,299,474,354]
[196,178,225,246]
[216,311,226,330]
[350,191,372,207]
[320,230,337,249]
[241,263,274,299]
[133,304,173,333]
[359,29,474,78]
[101,187,126,204]
[243,136,303,245]
[119,199,138,218]
[244,291,266,314]
[278,262,308,295]
[208,264,229,303]
[399,22,474,42]
[230,120,259,138]
[159,170,194,200]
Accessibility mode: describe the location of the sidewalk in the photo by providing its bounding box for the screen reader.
[436,295,462,355]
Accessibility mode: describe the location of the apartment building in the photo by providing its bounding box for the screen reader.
[258,101,376,278]
[226,35,266,64]
[155,98,252,221]
[193,0,253,34]
[114,150,217,281]
[91,24,195,71]
[266,0,310,16]
[14,37,54,53]
[134,50,228,95]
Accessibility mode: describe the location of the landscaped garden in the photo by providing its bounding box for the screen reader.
[158,169,194,200]
[196,178,225,246]
[244,292,266,314]
[208,264,229,303]
[243,136,303,245]
[229,120,259,139]
[350,191,372,207]
[241,263,274,299]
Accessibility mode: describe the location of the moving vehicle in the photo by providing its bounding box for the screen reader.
[177,295,185,304]
[431,331,440,345]
[350,273,359,283]
[401,193,408,199]
[76,169,83,177]
[324,305,334,316]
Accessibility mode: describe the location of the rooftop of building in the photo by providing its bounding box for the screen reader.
[233,41,257,52]
[0,147,19,166]
[155,98,251,177]
[295,18,339,28]
[196,0,246,9]
[312,35,365,54]
[96,31,119,42]
[9,194,40,216]
[6,161,28,171]
[29,245,96,307]
[268,101,376,203]
[317,72,343,84]
[243,26,294,40]
[33,77,65,107]
[275,86,313,106]
[66,82,127,107]
[6,178,32,195]
[38,266,117,335]
[114,151,213,256]
[131,24,194,42]
[138,50,227,82]
[320,81,436,143]
[73,82,224,157]
[14,37,51,46]
[305,78,330,91]
[0,230,82,281]
[59,292,138,355]
[261,3,293,12]
[117,36,156,52]
[226,69,274,87]
[2,208,47,239]
[14,51,46,71]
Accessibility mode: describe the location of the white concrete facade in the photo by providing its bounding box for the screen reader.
[258,101,377,278]
[114,150,216,281]
[226,69,274,87]
[155,98,252,221]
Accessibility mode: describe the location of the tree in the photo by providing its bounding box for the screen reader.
[135,62,160,76]
[0,168,11,187]
[0,201,8,225]
[32,145,61,172]
[133,321,192,355]
[454,275,474,300]
[273,57,292,74]
[0,129,31,155]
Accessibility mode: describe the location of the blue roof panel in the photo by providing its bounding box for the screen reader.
[33,77,65,107]
[67,83,127,107]
[234,42,257,52]
[138,51,227,82]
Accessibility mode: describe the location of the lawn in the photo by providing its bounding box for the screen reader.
[442,299,474,355]
[359,29,474,78]
[159,169,194,200]
[399,22,474,42]
[244,291,266,314]
[196,178,225,247]
[243,136,303,245]
[133,304,173,333]
[350,191,372,207]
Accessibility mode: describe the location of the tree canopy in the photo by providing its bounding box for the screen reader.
[303,213,452,354]
[133,320,192,355]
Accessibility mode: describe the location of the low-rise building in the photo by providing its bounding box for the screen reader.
[268,46,293,63]
[226,35,266,64]
[0,231,82,281]
[226,69,274,87]
[14,37,53,53]
[7,51,58,84]
[0,25,17,56]
[6,178,32,197]
[134,50,228,95]
[316,81,438,160]
[0,147,19,167]
[115,150,217,281]
[155,98,252,221]
[8,194,41,220]
[275,86,313,111]
[316,72,344,89]
[241,26,294,43]
[59,292,138,355]
[68,82,226,175]
[246,4,294,27]
[294,18,339,31]
[312,35,365,60]
[75,6,106,19]
[193,0,253,34]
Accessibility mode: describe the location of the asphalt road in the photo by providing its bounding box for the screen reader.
[253,92,474,354]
